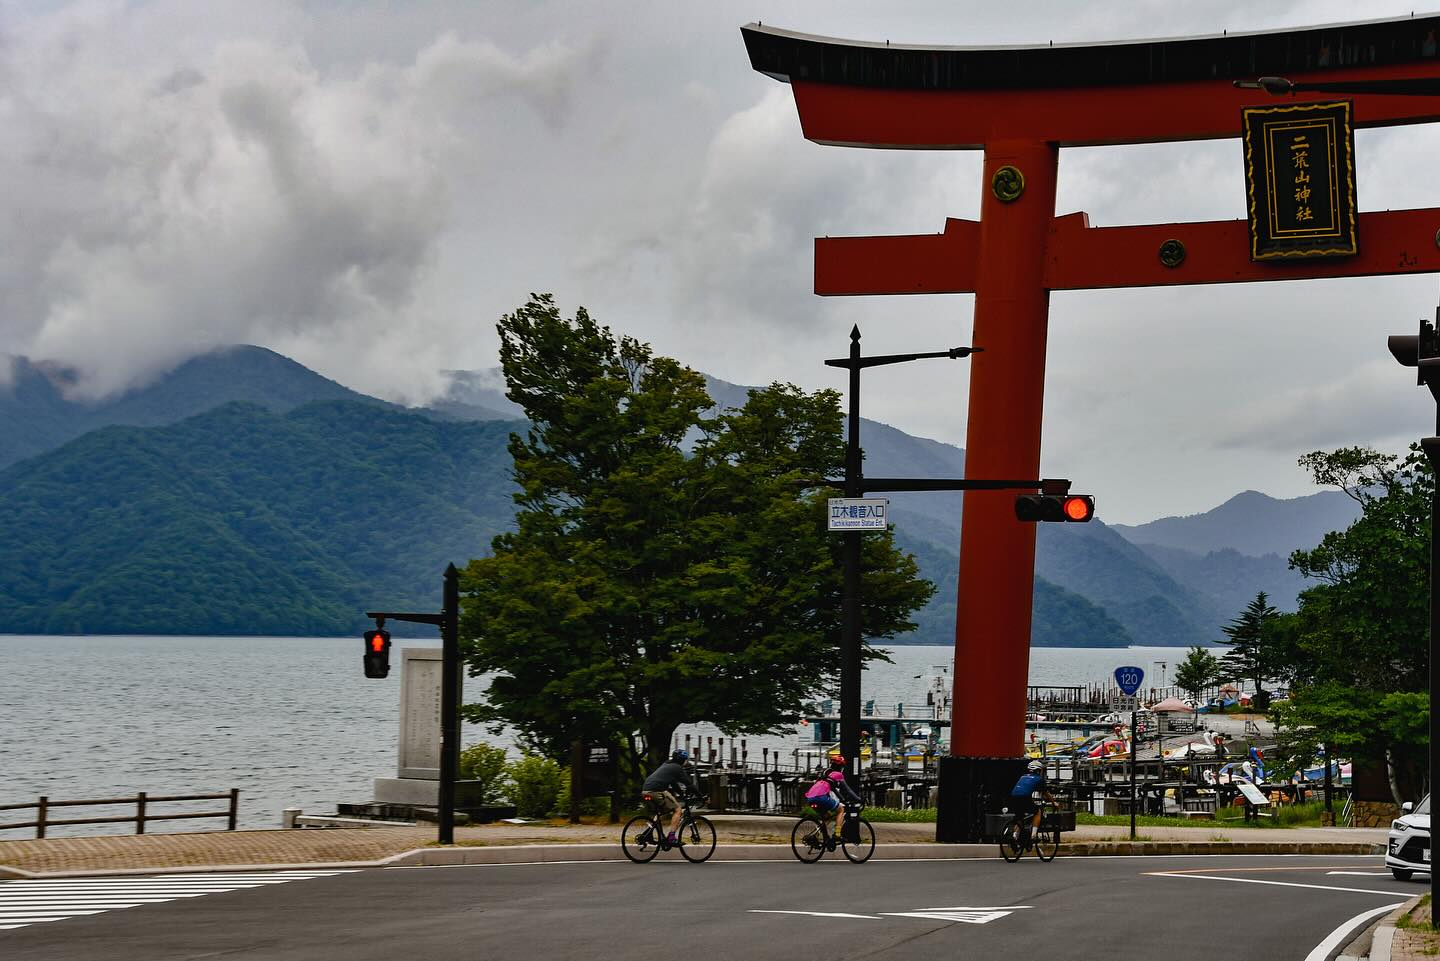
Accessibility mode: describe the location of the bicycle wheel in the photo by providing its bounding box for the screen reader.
[1034,826,1059,862]
[790,817,826,863]
[621,815,663,863]
[679,815,716,863]
[999,818,1024,863]
[841,817,875,864]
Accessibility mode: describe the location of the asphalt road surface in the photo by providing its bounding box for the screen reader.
[0,854,1419,961]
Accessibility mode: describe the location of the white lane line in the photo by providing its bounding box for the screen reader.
[1327,871,1395,876]
[749,910,881,920]
[1304,902,1408,961]
[0,869,357,933]
[1149,872,1412,896]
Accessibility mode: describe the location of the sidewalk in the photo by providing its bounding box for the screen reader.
[0,818,1387,877]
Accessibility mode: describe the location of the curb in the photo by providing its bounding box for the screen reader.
[0,840,1385,879]
[0,859,405,880]
[385,840,1383,868]
[1367,896,1423,961]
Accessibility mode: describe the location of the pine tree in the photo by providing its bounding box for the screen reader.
[1217,592,1278,695]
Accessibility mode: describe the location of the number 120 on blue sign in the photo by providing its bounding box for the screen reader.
[1114,666,1144,696]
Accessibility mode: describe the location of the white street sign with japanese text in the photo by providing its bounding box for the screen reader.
[828,497,891,532]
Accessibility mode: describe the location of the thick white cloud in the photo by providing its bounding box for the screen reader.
[0,1,589,402]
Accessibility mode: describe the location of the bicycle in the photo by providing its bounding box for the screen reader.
[790,807,875,864]
[997,800,1060,863]
[621,792,716,863]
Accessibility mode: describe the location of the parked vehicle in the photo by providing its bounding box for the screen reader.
[1387,794,1431,881]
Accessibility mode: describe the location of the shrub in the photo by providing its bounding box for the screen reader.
[506,754,565,819]
[459,743,510,805]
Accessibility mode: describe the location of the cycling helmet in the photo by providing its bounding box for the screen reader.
[828,754,847,769]
[1027,759,1043,772]
[671,749,690,763]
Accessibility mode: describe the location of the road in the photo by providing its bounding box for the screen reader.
[0,854,1418,960]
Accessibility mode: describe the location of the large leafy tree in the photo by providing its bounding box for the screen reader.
[458,295,934,778]
[1269,446,1431,801]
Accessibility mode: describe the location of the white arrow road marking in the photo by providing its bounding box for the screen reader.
[882,906,1033,925]
[748,906,1032,925]
[0,870,356,932]
[748,910,881,920]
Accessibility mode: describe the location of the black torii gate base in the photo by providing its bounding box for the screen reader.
[935,755,1029,843]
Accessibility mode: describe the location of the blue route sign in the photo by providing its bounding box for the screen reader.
[1114,666,1144,696]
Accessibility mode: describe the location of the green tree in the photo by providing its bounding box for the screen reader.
[1217,592,1279,693]
[1270,446,1432,802]
[458,295,934,780]
[505,754,565,819]
[1172,646,1221,701]
[458,743,510,806]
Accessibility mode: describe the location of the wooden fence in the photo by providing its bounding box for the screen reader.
[0,790,239,839]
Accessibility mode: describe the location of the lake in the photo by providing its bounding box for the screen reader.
[0,636,1189,835]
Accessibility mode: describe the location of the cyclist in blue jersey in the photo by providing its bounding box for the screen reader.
[1009,759,1056,846]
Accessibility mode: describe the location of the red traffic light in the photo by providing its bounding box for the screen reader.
[363,628,392,679]
[1015,493,1095,523]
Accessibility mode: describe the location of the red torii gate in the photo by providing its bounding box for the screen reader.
[744,15,1440,838]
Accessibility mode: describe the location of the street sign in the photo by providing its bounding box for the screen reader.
[1114,666,1144,696]
[828,497,890,531]
[580,743,617,798]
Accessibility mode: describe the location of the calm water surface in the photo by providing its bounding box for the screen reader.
[0,636,1186,835]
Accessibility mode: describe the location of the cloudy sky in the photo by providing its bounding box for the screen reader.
[4,1,1440,524]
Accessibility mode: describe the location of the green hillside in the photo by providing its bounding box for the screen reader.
[0,398,1133,644]
[0,401,516,635]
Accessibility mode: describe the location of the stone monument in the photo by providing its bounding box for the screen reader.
[374,648,448,806]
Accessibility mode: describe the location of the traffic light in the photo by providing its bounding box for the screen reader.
[363,628,391,678]
[1388,314,1440,391]
[1015,494,1095,523]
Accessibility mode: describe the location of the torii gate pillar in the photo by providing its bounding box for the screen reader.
[744,16,1440,840]
[962,140,1057,757]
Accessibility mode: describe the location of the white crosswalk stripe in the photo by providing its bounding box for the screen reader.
[0,870,355,931]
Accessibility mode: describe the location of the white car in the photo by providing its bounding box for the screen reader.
[1387,795,1431,881]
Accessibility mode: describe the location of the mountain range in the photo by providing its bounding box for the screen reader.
[0,345,1362,643]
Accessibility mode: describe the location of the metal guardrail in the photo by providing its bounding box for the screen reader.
[0,790,239,839]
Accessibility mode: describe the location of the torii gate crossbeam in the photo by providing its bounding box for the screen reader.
[744,14,1440,841]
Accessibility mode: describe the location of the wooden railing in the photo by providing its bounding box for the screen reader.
[0,790,239,839]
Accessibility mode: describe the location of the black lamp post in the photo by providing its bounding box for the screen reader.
[824,326,979,789]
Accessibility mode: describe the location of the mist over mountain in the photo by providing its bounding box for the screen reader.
[0,346,388,471]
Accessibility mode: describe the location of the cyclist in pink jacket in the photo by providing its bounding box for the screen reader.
[804,755,863,846]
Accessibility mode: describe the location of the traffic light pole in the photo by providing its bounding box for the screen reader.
[367,562,461,845]
[1387,313,1440,924]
